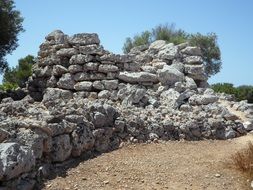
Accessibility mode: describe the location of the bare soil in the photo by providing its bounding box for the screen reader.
[42,135,253,190]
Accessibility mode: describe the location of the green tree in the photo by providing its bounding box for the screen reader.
[152,24,188,45]
[122,24,222,77]
[0,0,24,73]
[189,33,221,77]
[2,55,35,89]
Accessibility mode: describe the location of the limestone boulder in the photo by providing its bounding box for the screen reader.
[71,121,95,157]
[0,143,35,180]
[183,56,203,64]
[189,94,218,105]
[68,33,100,46]
[158,65,184,86]
[118,71,158,83]
[57,73,75,90]
[74,81,93,91]
[158,43,179,60]
[51,135,72,162]
[181,46,202,56]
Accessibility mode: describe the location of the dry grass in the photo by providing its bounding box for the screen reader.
[232,142,253,176]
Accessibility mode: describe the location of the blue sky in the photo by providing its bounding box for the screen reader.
[4,0,253,86]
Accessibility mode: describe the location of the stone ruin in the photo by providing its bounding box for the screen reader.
[0,30,253,189]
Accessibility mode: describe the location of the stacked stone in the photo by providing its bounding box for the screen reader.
[28,30,135,100]
[0,30,252,189]
[28,30,208,101]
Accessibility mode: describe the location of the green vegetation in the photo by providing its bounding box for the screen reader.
[0,0,24,73]
[0,55,35,90]
[212,83,253,103]
[123,24,221,77]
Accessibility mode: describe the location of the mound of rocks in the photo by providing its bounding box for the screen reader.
[0,30,252,189]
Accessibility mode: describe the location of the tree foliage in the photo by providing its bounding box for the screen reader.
[0,0,24,73]
[212,83,253,103]
[152,24,188,45]
[1,55,35,90]
[122,24,221,77]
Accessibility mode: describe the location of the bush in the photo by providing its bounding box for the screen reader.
[0,82,18,91]
[232,142,253,176]
[151,24,188,45]
[211,83,253,103]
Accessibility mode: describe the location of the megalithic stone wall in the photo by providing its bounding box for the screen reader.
[0,30,252,189]
[28,30,208,101]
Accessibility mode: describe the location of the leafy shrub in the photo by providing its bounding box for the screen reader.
[0,82,18,91]
[211,83,253,103]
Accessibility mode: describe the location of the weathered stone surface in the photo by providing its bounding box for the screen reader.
[158,65,184,86]
[52,65,68,76]
[158,43,178,60]
[69,54,94,64]
[68,64,83,73]
[93,81,104,90]
[189,94,218,105]
[79,44,106,55]
[118,71,158,83]
[141,66,156,73]
[51,135,72,162]
[98,90,111,99]
[185,76,197,90]
[74,81,93,91]
[74,72,105,81]
[57,73,75,90]
[16,129,44,159]
[102,80,118,90]
[243,121,253,131]
[184,56,203,64]
[149,40,166,50]
[0,128,9,143]
[71,122,95,157]
[117,85,146,106]
[42,88,73,107]
[185,64,207,81]
[0,143,35,180]
[171,61,184,73]
[45,30,68,44]
[160,89,181,109]
[83,62,99,71]
[124,62,141,71]
[68,33,100,46]
[181,46,202,56]
[56,48,78,57]
[98,64,119,73]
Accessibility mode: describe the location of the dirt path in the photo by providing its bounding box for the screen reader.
[42,134,253,190]
[42,102,253,190]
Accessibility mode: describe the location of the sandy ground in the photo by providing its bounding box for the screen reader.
[42,101,253,190]
[42,134,253,190]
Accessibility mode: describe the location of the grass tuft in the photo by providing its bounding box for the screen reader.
[232,142,253,176]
